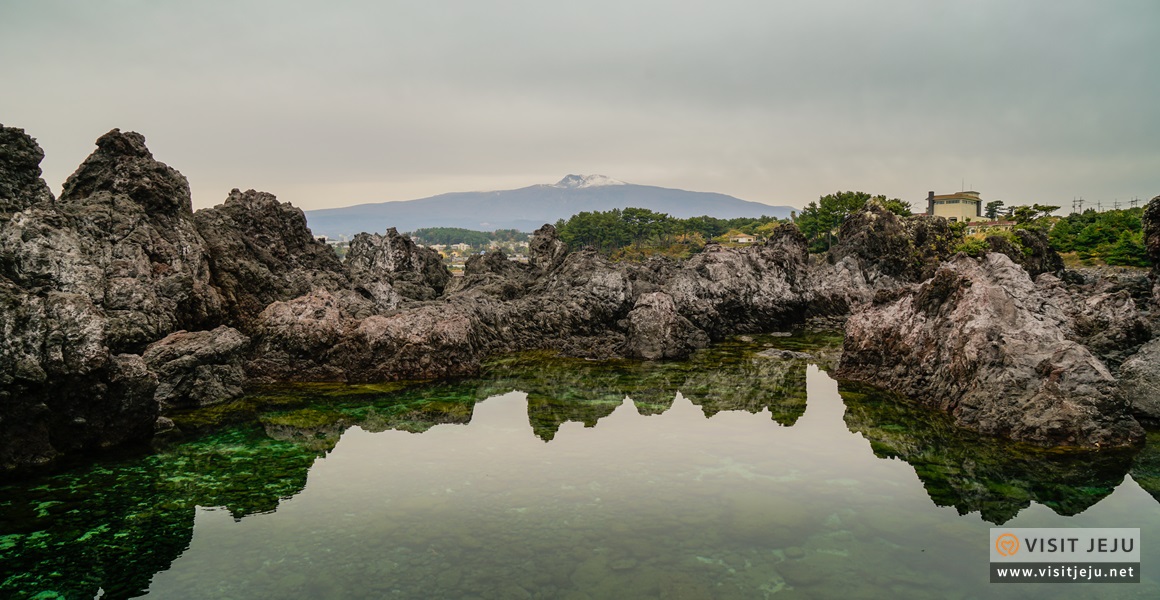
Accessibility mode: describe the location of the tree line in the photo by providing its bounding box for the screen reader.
[553,208,784,256]
[407,227,528,246]
[1048,208,1149,267]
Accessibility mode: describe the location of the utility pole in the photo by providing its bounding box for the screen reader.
[1131,197,1140,208]
[1114,199,1121,210]
[1077,197,1085,212]
[1097,201,1102,212]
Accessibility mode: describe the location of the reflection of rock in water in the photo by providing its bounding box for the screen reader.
[1130,432,1160,505]
[683,355,806,425]
[0,427,325,598]
[261,409,348,452]
[475,333,835,439]
[840,383,1136,524]
[0,333,841,596]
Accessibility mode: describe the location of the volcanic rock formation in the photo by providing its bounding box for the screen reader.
[837,253,1143,448]
[1,123,1155,473]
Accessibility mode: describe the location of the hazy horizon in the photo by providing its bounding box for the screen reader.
[2,1,1158,212]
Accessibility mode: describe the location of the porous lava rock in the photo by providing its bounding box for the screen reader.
[193,188,348,328]
[984,228,1064,278]
[827,200,960,284]
[345,227,450,302]
[143,326,251,409]
[625,292,710,360]
[838,253,1143,448]
[1144,194,1160,301]
[1120,339,1160,421]
[0,124,55,214]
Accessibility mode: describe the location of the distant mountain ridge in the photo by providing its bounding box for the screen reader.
[304,175,795,238]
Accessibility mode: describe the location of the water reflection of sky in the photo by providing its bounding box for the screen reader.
[144,366,1160,599]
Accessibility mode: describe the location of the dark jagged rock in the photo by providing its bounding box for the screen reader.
[1033,272,1153,369]
[984,228,1064,278]
[246,289,481,383]
[827,201,960,284]
[1,128,215,472]
[194,188,349,328]
[446,249,532,300]
[345,227,450,302]
[1145,194,1160,301]
[1065,289,1151,369]
[838,253,1143,448]
[143,326,250,410]
[7,129,223,352]
[667,224,812,339]
[60,129,192,216]
[242,226,813,382]
[1120,339,1160,421]
[4,123,1150,471]
[624,292,709,360]
[528,223,568,272]
[0,124,55,214]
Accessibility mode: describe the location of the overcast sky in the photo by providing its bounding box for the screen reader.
[2,0,1157,212]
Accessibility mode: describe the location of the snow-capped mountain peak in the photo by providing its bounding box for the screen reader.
[553,174,626,189]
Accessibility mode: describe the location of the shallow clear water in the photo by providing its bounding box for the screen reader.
[2,333,1159,599]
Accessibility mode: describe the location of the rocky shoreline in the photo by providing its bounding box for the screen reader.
[2,124,1159,473]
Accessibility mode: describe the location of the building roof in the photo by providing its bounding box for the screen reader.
[932,191,981,202]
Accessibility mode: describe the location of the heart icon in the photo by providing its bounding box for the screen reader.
[996,533,1020,557]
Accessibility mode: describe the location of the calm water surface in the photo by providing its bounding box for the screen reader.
[2,333,1158,599]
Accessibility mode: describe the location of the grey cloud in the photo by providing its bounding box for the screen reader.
[1,0,1156,211]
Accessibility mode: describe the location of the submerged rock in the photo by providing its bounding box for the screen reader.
[838,253,1143,448]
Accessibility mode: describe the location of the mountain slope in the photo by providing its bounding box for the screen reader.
[304,175,795,238]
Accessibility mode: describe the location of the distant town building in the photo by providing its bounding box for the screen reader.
[924,190,982,222]
[451,242,472,252]
[725,230,756,244]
